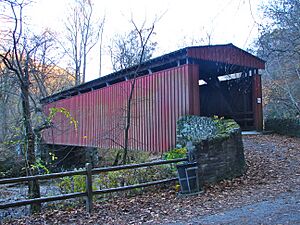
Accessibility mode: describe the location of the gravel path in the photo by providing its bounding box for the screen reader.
[166,190,300,225]
[1,134,299,225]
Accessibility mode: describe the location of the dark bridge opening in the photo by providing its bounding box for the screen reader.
[199,72,255,130]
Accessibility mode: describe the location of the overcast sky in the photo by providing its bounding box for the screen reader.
[26,0,265,81]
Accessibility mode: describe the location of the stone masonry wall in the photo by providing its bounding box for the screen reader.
[193,129,245,184]
[177,115,246,185]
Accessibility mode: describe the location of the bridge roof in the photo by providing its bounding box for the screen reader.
[41,43,265,104]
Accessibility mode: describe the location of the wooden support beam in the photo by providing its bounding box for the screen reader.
[252,74,263,131]
[85,163,93,214]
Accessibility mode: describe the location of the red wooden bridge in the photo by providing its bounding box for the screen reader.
[42,44,265,153]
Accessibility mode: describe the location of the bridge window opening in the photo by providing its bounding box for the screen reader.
[198,80,207,86]
[218,73,242,82]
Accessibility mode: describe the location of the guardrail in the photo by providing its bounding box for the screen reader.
[0,158,187,213]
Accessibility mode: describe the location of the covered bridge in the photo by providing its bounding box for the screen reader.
[41,44,265,153]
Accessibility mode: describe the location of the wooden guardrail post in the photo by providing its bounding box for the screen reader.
[0,158,187,211]
[85,163,93,213]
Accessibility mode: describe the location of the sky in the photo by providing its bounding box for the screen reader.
[25,0,266,81]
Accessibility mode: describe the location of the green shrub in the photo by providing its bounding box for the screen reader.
[94,165,176,190]
[57,167,93,194]
[98,148,151,167]
[265,118,300,137]
[58,176,73,194]
[163,147,187,160]
[212,116,240,135]
[57,164,176,195]
[58,174,86,194]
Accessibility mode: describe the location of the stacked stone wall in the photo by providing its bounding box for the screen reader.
[193,129,245,184]
[177,115,245,185]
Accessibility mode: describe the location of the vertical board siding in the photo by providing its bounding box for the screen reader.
[252,74,263,131]
[43,64,199,153]
[187,46,265,69]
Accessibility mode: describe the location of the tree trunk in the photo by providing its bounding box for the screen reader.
[21,83,41,213]
[82,46,87,83]
[0,100,9,142]
[122,79,136,165]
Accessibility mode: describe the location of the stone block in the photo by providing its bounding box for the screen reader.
[177,116,245,186]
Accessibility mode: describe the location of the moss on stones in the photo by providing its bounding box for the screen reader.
[176,115,245,185]
[176,115,240,146]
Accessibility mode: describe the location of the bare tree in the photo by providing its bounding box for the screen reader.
[0,0,74,212]
[108,26,157,72]
[0,65,18,143]
[108,19,156,165]
[0,29,75,145]
[98,16,105,77]
[28,30,75,98]
[0,0,42,212]
[177,26,214,49]
[65,0,105,85]
[256,0,300,117]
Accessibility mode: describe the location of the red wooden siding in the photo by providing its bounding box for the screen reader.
[187,45,265,69]
[43,64,200,153]
[252,73,263,131]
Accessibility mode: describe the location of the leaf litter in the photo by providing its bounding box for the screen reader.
[1,134,299,225]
